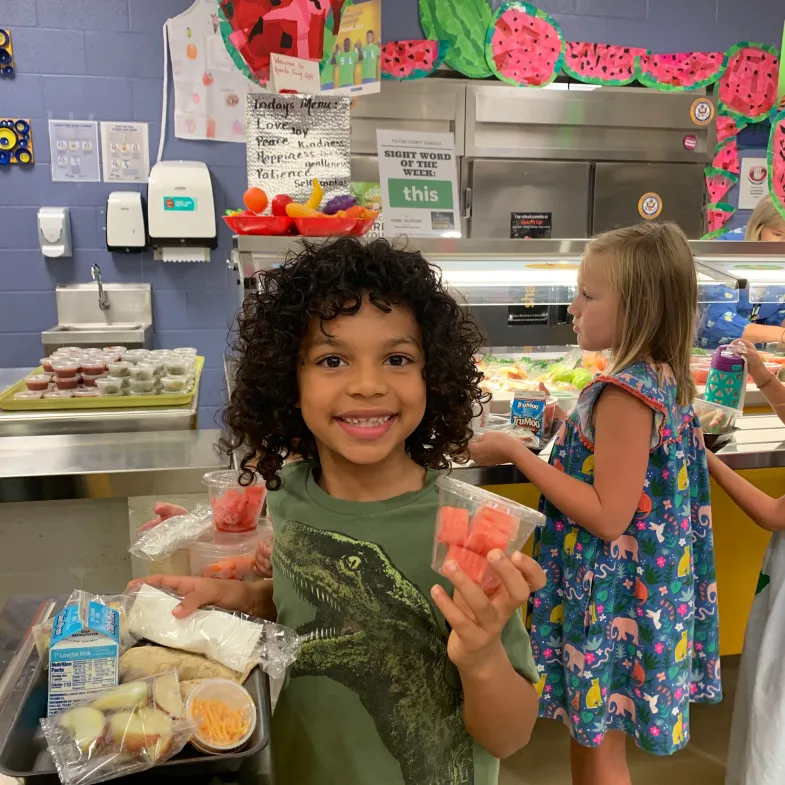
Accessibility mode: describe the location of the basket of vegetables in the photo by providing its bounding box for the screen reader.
[224,180,378,238]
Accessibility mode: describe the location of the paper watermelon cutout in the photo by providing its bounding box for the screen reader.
[717,42,779,122]
[707,202,736,233]
[562,43,646,86]
[485,1,564,87]
[713,140,740,175]
[716,113,746,144]
[767,110,785,223]
[381,40,447,80]
[419,0,492,79]
[704,166,739,204]
[635,51,726,91]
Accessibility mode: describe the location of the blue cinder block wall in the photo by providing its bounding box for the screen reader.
[1,0,782,424]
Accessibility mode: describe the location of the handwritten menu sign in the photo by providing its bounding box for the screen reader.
[245,94,351,204]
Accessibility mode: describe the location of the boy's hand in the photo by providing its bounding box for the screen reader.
[127,575,255,618]
[730,339,770,386]
[470,431,523,466]
[255,539,273,578]
[137,502,189,534]
[431,551,545,675]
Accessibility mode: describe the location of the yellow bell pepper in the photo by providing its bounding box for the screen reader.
[286,202,323,218]
[304,178,323,211]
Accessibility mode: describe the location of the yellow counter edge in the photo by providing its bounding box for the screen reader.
[485,471,775,657]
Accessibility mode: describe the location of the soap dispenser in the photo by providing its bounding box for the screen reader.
[37,207,72,258]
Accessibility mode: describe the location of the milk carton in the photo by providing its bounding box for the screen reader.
[511,389,548,443]
[47,599,120,716]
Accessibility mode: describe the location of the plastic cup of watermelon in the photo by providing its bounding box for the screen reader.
[202,470,267,533]
[432,476,545,594]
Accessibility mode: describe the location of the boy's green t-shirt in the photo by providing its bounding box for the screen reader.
[335,50,358,85]
[267,461,538,785]
[361,42,380,80]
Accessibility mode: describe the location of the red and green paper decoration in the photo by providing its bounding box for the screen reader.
[485,1,564,87]
[635,51,725,91]
[562,43,645,86]
[381,40,447,80]
[705,166,738,204]
[768,110,785,223]
[419,0,492,79]
[713,139,740,175]
[716,112,746,144]
[717,42,779,122]
[702,203,736,239]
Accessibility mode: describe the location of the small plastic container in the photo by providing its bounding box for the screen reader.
[95,377,123,395]
[165,357,190,376]
[107,374,130,389]
[98,390,124,398]
[129,378,156,393]
[103,345,127,355]
[185,678,257,755]
[55,346,80,354]
[80,360,106,375]
[43,390,73,399]
[24,374,52,392]
[202,471,266,534]
[129,364,155,381]
[14,391,43,400]
[160,375,187,392]
[107,361,131,377]
[432,476,545,594]
[188,526,265,580]
[51,362,80,378]
[694,397,740,435]
[40,357,54,373]
[73,389,99,398]
[128,389,157,396]
[124,349,149,364]
[173,347,198,357]
[55,375,79,391]
[81,372,106,387]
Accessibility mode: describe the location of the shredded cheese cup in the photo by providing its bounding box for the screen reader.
[190,698,250,746]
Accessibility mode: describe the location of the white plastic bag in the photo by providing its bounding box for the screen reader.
[40,671,195,785]
[726,530,785,785]
[130,505,212,561]
[127,584,301,679]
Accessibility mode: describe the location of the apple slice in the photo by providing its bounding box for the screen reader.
[153,673,183,718]
[92,681,149,711]
[60,707,106,753]
[109,707,172,752]
[145,731,173,763]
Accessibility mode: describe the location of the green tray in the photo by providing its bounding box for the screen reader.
[0,357,204,411]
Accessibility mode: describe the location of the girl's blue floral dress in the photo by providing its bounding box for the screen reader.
[528,362,721,755]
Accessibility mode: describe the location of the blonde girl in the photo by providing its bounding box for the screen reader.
[472,223,721,785]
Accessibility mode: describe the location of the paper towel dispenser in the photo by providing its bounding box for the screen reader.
[147,161,217,258]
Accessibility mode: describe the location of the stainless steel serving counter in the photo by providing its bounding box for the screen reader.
[0,367,200,437]
[0,595,274,784]
[3,415,785,502]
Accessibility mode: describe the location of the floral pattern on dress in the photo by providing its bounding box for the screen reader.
[528,362,721,756]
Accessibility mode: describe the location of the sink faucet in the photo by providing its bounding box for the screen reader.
[91,264,110,311]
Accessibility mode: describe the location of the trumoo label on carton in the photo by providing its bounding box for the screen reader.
[47,601,120,716]
[511,389,548,440]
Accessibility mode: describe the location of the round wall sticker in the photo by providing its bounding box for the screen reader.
[683,134,697,150]
[638,192,663,220]
[690,98,715,126]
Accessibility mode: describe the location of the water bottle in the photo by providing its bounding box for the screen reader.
[704,345,747,410]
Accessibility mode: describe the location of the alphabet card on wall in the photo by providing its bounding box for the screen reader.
[376,129,460,238]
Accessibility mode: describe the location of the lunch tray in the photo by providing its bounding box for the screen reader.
[0,657,270,782]
[0,357,204,412]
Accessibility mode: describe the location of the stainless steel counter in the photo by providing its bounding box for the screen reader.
[0,367,200,437]
[0,595,274,784]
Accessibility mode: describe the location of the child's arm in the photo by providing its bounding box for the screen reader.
[431,551,545,759]
[734,339,785,425]
[472,385,652,542]
[706,450,785,532]
[129,575,277,621]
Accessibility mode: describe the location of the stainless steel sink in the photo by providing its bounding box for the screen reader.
[42,283,153,352]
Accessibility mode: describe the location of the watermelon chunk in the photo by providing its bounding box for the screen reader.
[716,113,746,144]
[466,506,518,555]
[436,506,470,546]
[713,140,740,175]
[442,544,501,593]
[636,51,726,91]
[381,40,447,81]
[704,166,739,203]
[707,202,736,233]
[211,485,265,532]
[562,43,645,86]
[767,110,785,223]
[485,1,565,88]
[718,42,780,122]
